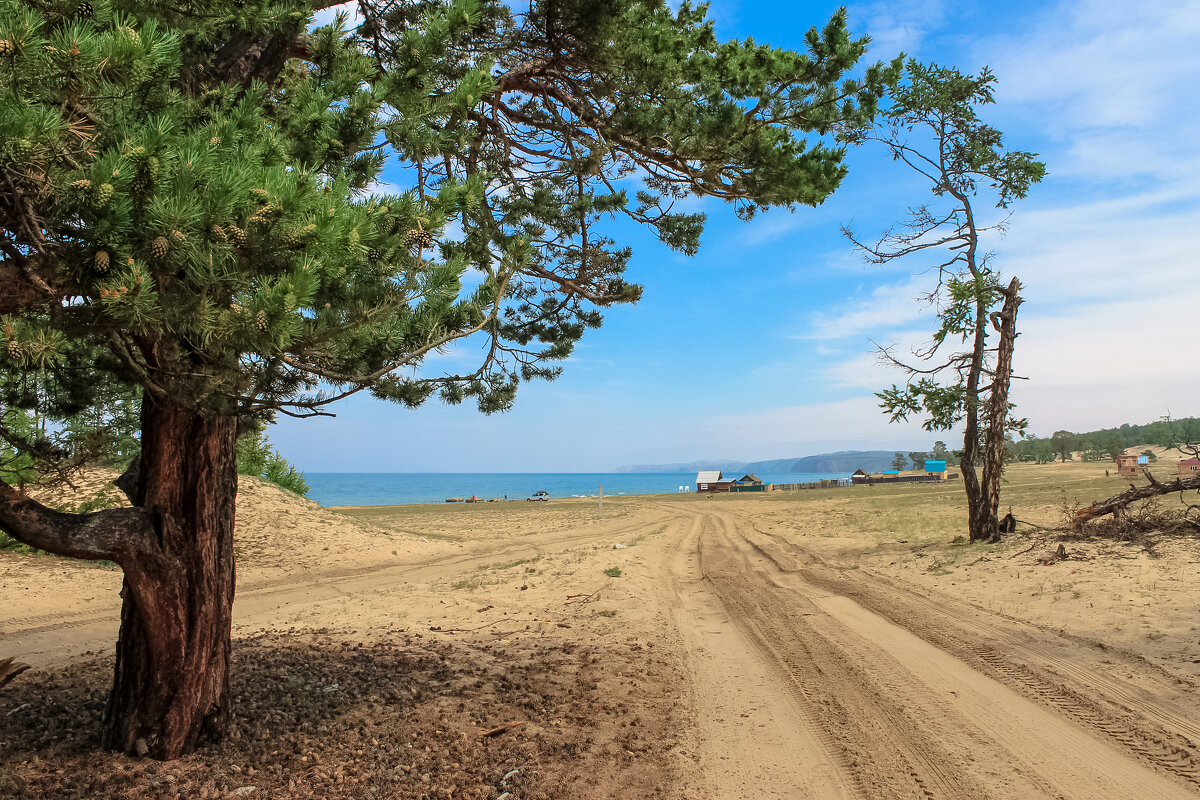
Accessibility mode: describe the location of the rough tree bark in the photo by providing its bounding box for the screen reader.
[101,397,238,758]
[959,288,988,542]
[978,278,1022,543]
[0,396,238,759]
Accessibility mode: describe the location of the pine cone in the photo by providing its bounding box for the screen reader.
[0,40,14,58]
[70,178,92,192]
[94,250,110,272]
[249,188,270,202]
[76,2,93,17]
[150,236,169,259]
[404,228,434,249]
[130,172,152,202]
[212,224,228,242]
[231,226,248,248]
[255,309,268,331]
[10,138,32,160]
[95,182,114,206]
[170,229,186,243]
[6,340,21,359]
[368,247,381,262]
[248,204,280,227]
[209,136,221,145]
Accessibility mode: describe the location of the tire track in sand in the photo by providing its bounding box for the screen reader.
[741,523,1200,791]
[654,511,852,799]
[654,501,1198,799]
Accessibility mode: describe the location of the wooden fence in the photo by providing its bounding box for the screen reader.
[771,474,960,492]
[773,479,851,491]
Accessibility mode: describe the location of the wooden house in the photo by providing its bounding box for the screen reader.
[730,474,765,493]
[851,468,869,484]
[1115,454,1141,476]
[924,460,948,480]
[1179,457,1200,476]
[696,470,733,493]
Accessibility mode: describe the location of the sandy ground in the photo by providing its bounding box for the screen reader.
[2,461,1199,798]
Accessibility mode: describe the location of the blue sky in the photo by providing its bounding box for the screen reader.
[279,0,1200,472]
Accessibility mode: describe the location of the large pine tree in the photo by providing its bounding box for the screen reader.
[0,0,898,758]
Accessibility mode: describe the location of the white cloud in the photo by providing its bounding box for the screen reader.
[311,2,362,29]
[985,2,1200,124]
[852,0,948,56]
[803,274,939,340]
[980,0,1200,186]
[813,283,1200,437]
[1000,193,1200,306]
[1016,292,1197,389]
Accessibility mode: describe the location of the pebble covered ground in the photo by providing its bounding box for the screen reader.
[0,626,684,799]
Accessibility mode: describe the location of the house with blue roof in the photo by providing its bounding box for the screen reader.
[924,460,948,480]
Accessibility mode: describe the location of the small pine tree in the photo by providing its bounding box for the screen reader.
[236,425,308,496]
[847,62,1044,542]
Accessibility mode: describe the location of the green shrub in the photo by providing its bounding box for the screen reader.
[237,425,309,496]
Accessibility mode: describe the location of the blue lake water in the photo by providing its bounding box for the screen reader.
[303,472,851,507]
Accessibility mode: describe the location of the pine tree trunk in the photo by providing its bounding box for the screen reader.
[979,279,1022,544]
[961,294,989,543]
[960,432,989,542]
[100,398,238,759]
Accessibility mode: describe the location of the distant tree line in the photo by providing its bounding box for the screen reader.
[1005,416,1200,464]
[890,441,959,471]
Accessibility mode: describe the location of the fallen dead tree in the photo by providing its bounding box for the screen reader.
[1074,470,1200,527]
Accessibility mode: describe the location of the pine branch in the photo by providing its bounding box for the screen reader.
[0,478,155,564]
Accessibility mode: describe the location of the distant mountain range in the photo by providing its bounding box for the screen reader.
[615,450,902,475]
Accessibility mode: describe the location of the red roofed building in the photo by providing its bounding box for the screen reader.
[1179,457,1200,476]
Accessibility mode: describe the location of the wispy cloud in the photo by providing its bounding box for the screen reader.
[980,1,1200,186]
[851,0,948,57]
[802,275,938,340]
[1001,195,1200,307]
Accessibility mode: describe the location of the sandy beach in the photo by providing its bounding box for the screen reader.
[2,457,1199,798]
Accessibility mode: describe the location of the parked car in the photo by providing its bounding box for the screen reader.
[528,490,550,501]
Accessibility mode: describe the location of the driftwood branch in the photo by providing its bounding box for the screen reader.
[1008,542,1038,559]
[481,721,526,738]
[564,588,602,604]
[1074,470,1200,525]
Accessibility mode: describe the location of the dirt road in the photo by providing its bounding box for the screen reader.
[4,493,1199,798]
[658,502,1200,799]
